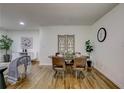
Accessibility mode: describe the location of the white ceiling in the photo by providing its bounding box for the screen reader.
[0,3,117,30]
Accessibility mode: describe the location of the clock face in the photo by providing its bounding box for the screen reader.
[97,27,107,42]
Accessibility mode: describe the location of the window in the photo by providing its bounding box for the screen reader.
[58,35,75,54]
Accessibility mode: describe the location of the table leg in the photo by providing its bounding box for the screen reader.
[0,72,7,89]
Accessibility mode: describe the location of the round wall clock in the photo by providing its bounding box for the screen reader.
[97,27,107,42]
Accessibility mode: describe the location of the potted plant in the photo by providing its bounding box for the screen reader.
[0,35,13,62]
[85,40,93,67]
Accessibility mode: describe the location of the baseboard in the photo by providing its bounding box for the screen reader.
[94,67,120,89]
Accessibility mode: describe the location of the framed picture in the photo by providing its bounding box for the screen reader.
[21,37,33,49]
[97,27,107,42]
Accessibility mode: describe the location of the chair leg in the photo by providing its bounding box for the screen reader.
[54,71,57,78]
[79,70,85,79]
[63,71,65,79]
[75,71,78,79]
[79,71,82,78]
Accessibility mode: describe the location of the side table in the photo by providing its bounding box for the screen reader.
[0,67,7,89]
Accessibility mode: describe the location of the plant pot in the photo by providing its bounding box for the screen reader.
[3,54,10,62]
[87,60,92,67]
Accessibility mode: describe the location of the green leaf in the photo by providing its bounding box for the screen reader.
[85,40,93,54]
[0,35,13,54]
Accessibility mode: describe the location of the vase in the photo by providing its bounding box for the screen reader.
[87,60,92,67]
[3,54,10,62]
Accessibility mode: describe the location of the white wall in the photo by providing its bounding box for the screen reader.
[91,4,124,88]
[39,26,92,65]
[0,5,2,27]
[6,25,92,65]
[7,30,40,60]
[0,29,7,62]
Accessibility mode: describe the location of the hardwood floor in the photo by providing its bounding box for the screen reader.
[7,62,119,89]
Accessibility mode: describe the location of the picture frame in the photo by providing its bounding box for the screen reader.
[21,37,33,49]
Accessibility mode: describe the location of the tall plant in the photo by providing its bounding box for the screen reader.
[85,40,93,58]
[0,35,13,55]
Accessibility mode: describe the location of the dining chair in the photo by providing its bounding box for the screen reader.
[72,56,87,78]
[52,56,66,78]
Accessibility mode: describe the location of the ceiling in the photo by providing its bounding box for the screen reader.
[0,3,117,30]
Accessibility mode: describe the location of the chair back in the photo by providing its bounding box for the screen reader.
[17,56,31,66]
[52,56,65,70]
[73,56,86,68]
[17,56,31,74]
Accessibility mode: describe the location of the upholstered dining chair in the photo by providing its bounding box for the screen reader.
[72,56,87,78]
[52,56,66,78]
